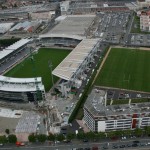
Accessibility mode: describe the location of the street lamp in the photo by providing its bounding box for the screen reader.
[48,60,54,88]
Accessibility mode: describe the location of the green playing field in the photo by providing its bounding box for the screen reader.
[5,48,70,92]
[95,48,150,92]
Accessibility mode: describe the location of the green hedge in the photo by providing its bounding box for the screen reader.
[0,38,20,46]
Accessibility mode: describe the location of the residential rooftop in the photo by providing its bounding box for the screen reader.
[84,88,150,118]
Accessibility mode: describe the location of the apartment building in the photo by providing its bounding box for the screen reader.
[140,10,150,31]
[137,0,150,8]
[83,88,150,132]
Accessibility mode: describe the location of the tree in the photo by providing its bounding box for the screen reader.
[107,131,115,139]
[123,129,130,137]
[134,128,143,137]
[98,132,106,139]
[8,134,17,143]
[47,133,55,141]
[28,134,36,143]
[13,3,17,7]
[0,39,20,46]
[0,135,7,144]
[92,146,98,150]
[5,129,10,135]
[66,133,76,140]
[55,134,65,141]
[76,131,85,140]
[85,131,96,140]
[114,130,123,137]
[37,134,47,143]
[144,126,150,136]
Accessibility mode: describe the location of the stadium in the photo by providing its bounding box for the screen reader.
[0,15,102,102]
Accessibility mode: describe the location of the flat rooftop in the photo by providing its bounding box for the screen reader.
[15,112,40,133]
[84,88,150,118]
[41,15,95,39]
[0,3,58,14]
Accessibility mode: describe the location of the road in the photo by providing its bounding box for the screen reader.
[121,12,134,45]
[0,138,150,150]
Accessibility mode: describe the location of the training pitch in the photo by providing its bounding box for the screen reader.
[5,48,70,92]
[95,48,150,92]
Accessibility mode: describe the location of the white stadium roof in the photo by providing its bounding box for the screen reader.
[0,50,14,60]
[0,76,44,92]
[0,75,41,83]
[0,38,32,61]
[5,38,32,50]
[52,39,99,81]
[39,33,84,40]
[40,15,95,40]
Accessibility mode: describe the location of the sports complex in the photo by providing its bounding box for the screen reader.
[1,14,150,104]
[1,15,100,100]
[5,48,70,92]
[95,47,150,93]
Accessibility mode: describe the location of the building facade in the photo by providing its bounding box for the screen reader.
[137,0,150,8]
[140,10,150,31]
[0,75,45,102]
[83,88,150,132]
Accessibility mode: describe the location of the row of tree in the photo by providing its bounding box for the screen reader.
[0,126,150,144]
[0,38,20,46]
[0,135,17,144]
[28,126,150,143]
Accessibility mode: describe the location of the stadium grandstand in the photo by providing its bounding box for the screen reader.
[52,38,100,97]
[0,75,45,102]
[39,37,81,48]
[0,38,32,74]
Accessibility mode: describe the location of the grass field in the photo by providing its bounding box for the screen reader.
[95,48,150,92]
[5,48,70,92]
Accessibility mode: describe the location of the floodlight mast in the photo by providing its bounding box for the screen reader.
[48,60,54,88]
[28,43,43,103]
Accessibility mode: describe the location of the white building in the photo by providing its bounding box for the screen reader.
[83,88,150,132]
[0,22,14,34]
[29,11,53,21]
[60,1,70,15]
[9,20,41,33]
[137,0,150,8]
[140,10,150,31]
[0,75,45,102]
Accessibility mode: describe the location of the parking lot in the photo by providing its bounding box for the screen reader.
[97,86,150,100]
[128,34,150,46]
[93,12,130,44]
